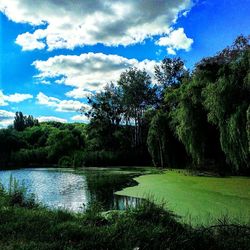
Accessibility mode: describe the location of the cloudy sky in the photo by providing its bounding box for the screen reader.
[0,0,249,127]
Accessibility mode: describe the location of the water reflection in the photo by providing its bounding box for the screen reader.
[113,195,141,210]
[0,168,89,211]
[0,168,142,212]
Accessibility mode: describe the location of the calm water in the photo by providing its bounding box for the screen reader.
[0,168,144,211]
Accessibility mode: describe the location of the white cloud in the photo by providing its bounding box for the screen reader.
[5,93,33,103]
[0,0,192,50]
[40,80,51,85]
[156,28,193,55]
[37,116,67,123]
[0,110,15,128]
[36,92,91,112]
[65,89,93,99]
[71,115,89,123]
[0,90,33,106]
[0,92,8,106]
[15,30,46,51]
[33,53,157,96]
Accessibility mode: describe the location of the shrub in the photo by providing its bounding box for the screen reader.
[58,156,73,168]
[7,175,38,208]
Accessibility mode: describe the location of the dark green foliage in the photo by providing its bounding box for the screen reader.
[150,35,250,174]
[201,40,250,172]
[0,129,28,167]
[78,150,150,167]
[147,110,187,168]
[0,35,249,174]
[155,57,188,102]
[84,68,156,164]
[5,176,38,208]
[0,122,87,168]
[14,112,39,131]
[58,155,72,167]
[0,191,249,250]
[85,82,123,126]
[47,129,78,162]
[118,68,157,147]
[165,77,225,170]
[11,147,49,166]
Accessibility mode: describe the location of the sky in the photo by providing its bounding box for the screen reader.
[0,0,249,127]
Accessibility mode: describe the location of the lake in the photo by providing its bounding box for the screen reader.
[0,167,150,211]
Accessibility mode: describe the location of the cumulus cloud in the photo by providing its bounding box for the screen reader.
[65,89,93,99]
[156,28,193,55]
[5,93,33,103]
[0,95,8,106]
[33,53,157,98]
[0,110,15,128]
[37,116,67,123]
[15,30,46,51]
[36,92,90,112]
[71,115,89,123]
[0,90,33,106]
[0,0,192,50]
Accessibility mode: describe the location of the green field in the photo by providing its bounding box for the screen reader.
[116,170,250,225]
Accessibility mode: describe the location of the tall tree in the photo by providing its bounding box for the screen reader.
[14,112,25,131]
[83,83,124,150]
[147,58,189,168]
[13,112,39,131]
[147,110,186,168]
[202,35,250,173]
[118,67,157,147]
[155,57,188,102]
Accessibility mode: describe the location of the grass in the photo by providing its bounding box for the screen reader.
[0,177,249,249]
[116,170,250,225]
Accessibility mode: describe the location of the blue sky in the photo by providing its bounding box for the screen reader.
[0,0,249,127]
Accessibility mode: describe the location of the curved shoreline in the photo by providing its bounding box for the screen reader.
[115,170,250,225]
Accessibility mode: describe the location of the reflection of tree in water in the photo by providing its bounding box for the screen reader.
[84,170,141,210]
[113,195,141,210]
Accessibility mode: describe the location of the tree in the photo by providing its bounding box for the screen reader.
[165,77,224,169]
[0,129,27,166]
[13,112,39,131]
[118,67,157,147]
[85,82,123,127]
[155,57,188,102]
[147,110,186,168]
[83,83,123,151]
[14,112,26,131]
[147,58,190,168]
[47,129,78,163]
[202,36,250,173]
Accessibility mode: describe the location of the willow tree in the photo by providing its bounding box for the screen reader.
[147,110,186,168]
[202,36,250,173]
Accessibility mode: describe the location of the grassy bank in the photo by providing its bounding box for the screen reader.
[116,170,250,225]
[0,192,250,250]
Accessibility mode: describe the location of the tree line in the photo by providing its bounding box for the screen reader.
[84,35,250,174]
[0,35,249,174]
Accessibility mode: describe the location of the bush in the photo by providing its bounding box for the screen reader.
[58,156,73,168]
[11,147,49,166]
[72,151,85,168]
[7,175,38,208]
[80,150,151,167]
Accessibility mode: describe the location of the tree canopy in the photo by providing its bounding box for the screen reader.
[1,35,249,175]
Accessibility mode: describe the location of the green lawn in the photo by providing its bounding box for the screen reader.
[116,170,250,225]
